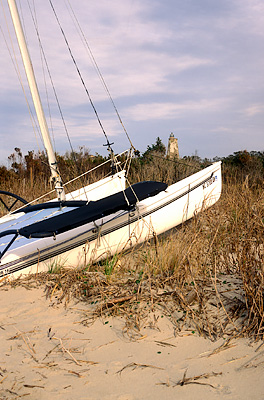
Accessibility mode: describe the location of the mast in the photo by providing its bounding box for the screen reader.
[7,0,65,201]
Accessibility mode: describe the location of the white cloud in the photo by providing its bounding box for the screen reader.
[124,99,229,121]
[244,104,264,117]
[0,0,264,162]
[235,0,264,36]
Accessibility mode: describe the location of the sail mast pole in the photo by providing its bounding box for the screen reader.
[7,0,65,201]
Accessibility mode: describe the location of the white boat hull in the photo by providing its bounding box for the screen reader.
[0,162,221,280]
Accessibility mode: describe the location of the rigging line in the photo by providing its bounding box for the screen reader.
[142,153,202,172]
[48,0,112,152]
[26,2,65,152]
[12,149,130,213]
[124,147,133,176]
[63,149,130,186]
[0,0,43,153]
[27,0,88,199]
[65,0,136,152]
[28,0,56,152]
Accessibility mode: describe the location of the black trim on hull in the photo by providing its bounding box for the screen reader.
[13,200,88,214]
[0,181,167,262]
[19,181,168,238]
[0,170,220,278]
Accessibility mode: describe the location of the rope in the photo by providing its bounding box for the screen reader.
[142,153,202,172]
[26,0,89,200]
[65,0,136,153]
[26,1,78,156]
[11,149,131,213]
[1,0,43,152]
[48,0,113,153]
[27,0,56,151]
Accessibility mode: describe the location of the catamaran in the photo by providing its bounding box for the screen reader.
[0,0,222,280]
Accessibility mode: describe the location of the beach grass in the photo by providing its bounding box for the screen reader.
[1,149,264,340]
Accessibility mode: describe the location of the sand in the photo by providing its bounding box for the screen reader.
[1,285,264,400]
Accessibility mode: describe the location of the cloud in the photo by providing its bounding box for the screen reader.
[124,98,227,121]
[244,104,264,117]
[0,0,263,163]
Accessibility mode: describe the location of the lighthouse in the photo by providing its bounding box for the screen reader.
[167,133,179,159]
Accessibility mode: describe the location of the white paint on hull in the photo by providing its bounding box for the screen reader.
[0,162,221,280]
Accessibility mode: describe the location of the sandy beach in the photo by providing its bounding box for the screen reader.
[0,284,263,399]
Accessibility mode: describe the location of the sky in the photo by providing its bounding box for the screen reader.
[0,0,263,166]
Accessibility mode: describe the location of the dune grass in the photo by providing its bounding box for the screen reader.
[2,150,264,339]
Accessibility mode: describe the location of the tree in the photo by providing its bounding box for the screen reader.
[142,137,166,159]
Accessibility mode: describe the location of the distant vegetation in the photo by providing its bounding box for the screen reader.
[0,139,263,201]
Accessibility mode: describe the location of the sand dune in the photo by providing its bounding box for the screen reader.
[0,285,263,399]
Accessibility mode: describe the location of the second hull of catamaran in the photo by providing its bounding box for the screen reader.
[0,162,221,280]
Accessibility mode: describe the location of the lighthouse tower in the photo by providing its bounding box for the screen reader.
[167,133,179,159]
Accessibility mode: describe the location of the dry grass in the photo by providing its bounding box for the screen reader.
[2,155,264,340]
